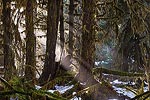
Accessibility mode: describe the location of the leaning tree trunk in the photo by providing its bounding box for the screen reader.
[2,0,16,81]
[25,0,36,85]
[39,0,61,85]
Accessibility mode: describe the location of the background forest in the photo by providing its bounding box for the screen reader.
[0,0,150,100]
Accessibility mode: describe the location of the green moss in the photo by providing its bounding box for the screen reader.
[93,67,144,77]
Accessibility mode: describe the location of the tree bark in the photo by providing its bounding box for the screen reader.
[69,0,74,56]
[60,0,64,50]
[79,0,96,84]
[78,0,97,99]
[39,0,61,85]
[25,0,36,85]
[77,1,130,99]
[2,0,16,81]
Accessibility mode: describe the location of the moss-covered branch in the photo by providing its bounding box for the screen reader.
[0,77,14,89]
[0,76,67,100]
[0,88,67,100]
[93,67,144,77]
[0,90,31,96]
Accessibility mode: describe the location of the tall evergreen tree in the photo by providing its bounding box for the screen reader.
[78,0,98,99]
[39,0,61,85]
[60,0,65,51]
[79,0,96,85]
[25,0,36,85]
[69,0,74,56]
[2,0,16,81]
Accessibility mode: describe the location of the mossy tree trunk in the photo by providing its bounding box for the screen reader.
[78,0,98,99]
[79,0,96,84]
[145,13,150,91]
[76,0,121,99]
[39,0,61,85]
[2,0,16,81]
[25,0,36,85]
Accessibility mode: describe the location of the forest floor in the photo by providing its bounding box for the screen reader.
[35,73,145,100]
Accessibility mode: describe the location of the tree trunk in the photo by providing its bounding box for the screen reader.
[60,0,64,50]
[25,0,36,85]
[69,0,74,56]
[78,0,97,99]
[79,0,96,84]
[77,0,122,99]
[2,0,16,81]
[39,0,60,85]
[121,19,132,72]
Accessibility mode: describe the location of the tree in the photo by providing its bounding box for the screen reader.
[69,0,74,56]
[79,0,96,85]
[2,0,16,81]
[25,0,36,85]
[39,0,61,85]
[60,0,64,52]
[78,0,98,99]
[77,1,124,99]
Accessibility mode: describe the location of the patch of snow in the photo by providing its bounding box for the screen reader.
[144,86,148,92]
[111,80,128,85]
[111,80,149,99]
[95,61,101,66]
[101,61,109,64]
[73,92,76,95]
[10,97,18,100]
[47,85,74,94]
[35,85,42,90]
[103,73,110,76]
[71,96,82,100]
[47,90,55,93]
[55,85,74,94]
[95,61,110,66]
[112,86,135,98]
[130,82,135,85]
